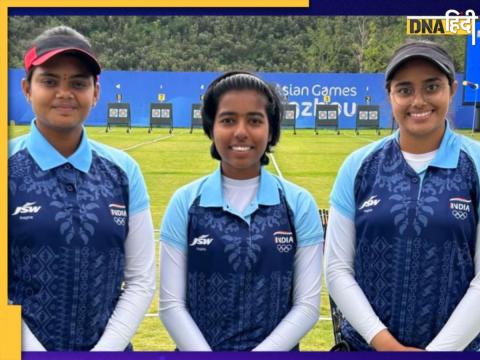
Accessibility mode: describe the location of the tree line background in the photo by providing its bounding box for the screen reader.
[8,16,466,73]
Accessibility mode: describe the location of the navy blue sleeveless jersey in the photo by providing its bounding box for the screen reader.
[331,124,480,350]
[8,122,149,351]
[160,167,322,350]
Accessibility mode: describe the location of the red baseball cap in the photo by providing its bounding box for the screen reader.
[24,31,101,75]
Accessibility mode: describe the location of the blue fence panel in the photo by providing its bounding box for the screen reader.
[8,69,473,128]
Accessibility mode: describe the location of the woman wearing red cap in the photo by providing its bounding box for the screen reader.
[326,40,480,351]
[8,26,155,351]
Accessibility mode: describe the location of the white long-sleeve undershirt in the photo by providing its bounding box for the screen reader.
[325,206,480,351]
[159,241,322,351]
[21,208,156,351]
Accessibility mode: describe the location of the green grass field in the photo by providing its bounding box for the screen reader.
[8,124,480,351]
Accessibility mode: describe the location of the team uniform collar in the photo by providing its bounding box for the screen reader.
[394,121,460,169]
[199,166,280,208]
[429,122,460,169]
[26,120,92,173]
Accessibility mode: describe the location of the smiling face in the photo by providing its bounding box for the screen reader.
[389,58,457,153]
[212,90,270,180]
[22,54,99,138]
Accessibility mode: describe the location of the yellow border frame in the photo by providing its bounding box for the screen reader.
[1,3,22,360]
[4,0,308,7]
[0,1,308,359]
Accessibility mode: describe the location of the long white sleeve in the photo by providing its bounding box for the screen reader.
[253,243,322,351]
[159,242,212,351]
[326,206,480,351]
[91,208,156,351]
[159,242,321,351]
[22,319,47,351]
[8,297,47,351]
[426,224,480,351]
[325,206,386,344]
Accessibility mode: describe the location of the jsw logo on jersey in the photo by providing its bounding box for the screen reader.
[11,202,42,216]
[190,234,214,247]
[359,195,381,212]
[450,197,471,220]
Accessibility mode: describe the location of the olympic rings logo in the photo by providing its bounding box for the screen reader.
[113,217,126,226]
[451,210,468,220]
[277,244,293,253]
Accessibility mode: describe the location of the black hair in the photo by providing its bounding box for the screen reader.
[385,40,455,92]
[201,71,283,165]
[26,26,98,85]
